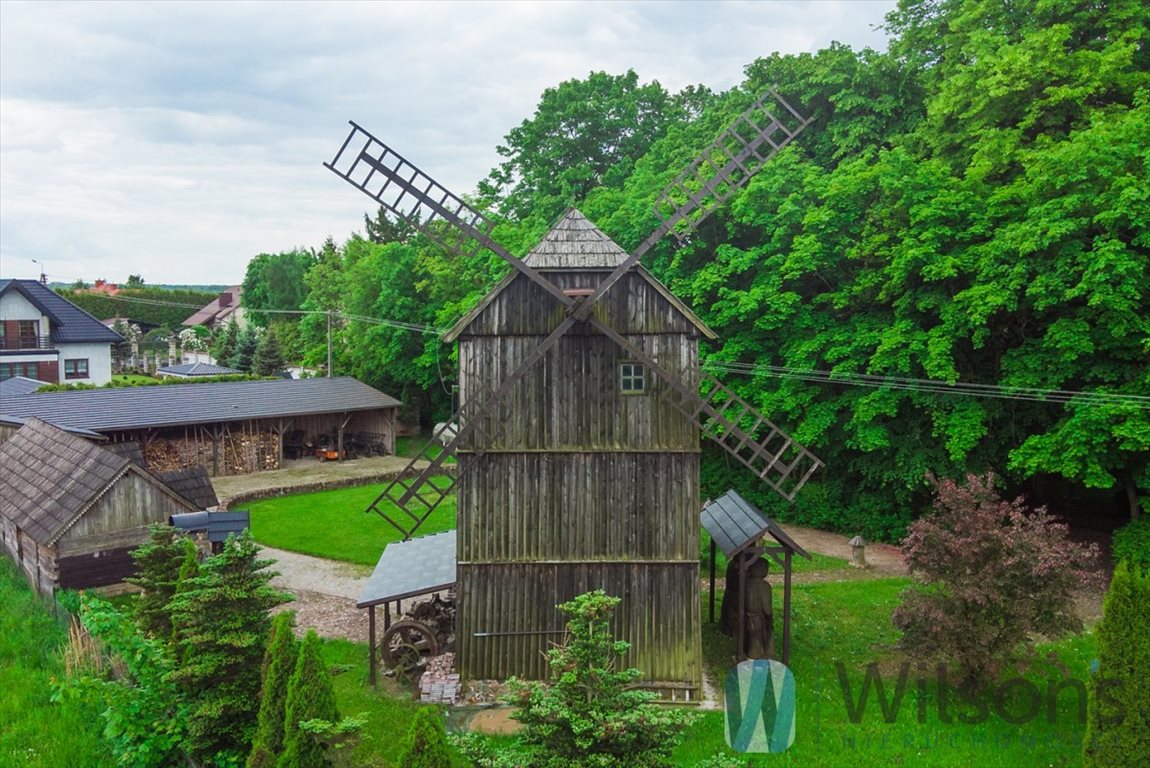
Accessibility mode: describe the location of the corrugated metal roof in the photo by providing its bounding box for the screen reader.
[0,418,193,544]
[0,279,123,344]
[522,209,629,269]
[701,489,810,560]
[358,529,456,607]
[170,510,249,542]
[0,376,402,433]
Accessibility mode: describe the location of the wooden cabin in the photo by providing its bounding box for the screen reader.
[444,209,716,698]
[0,418,197,595]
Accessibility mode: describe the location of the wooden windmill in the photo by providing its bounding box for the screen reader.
[326,89,822,696]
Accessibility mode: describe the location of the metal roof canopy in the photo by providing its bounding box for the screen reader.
[702,489,811,561]
[702,489,810,666]
[357,529,457,688]
[169,510,250,543]
[357,529,456,608]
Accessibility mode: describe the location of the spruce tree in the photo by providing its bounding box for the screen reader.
[214,317,240,368]
[127,524,188,639]
[248,611,299,768]
[254,326,286,376]
[1083,561,1150,767]
[279,629,339,768]
[166,532,289,763]
[231,326,260,373]
[168,538,200,649]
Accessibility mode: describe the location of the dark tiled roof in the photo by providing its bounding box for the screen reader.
[156,466,220,509]
[0,279,123,344]
[157,362,241,377]
[0,418,133,544]
[0,376,402,432]
[0,376,48,398]
[701,489,810,560]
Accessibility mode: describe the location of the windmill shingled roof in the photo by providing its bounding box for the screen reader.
[522,209,629,269]
[0,279,123,344]
[0,376,402,433]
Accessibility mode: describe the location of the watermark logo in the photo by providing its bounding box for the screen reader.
[724,659,796,753]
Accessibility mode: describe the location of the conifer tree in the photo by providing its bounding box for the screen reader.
[279,630,339,768]
[1083,561,1150,767]
[397,707,454,768]
[254,326,286,376]
[166,533,288,763]
[214,317,241,368]
[231,326,260,373]
[248,611,299,768]
[127,524,187,638]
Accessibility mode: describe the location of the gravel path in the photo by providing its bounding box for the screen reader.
[262,545,371,601]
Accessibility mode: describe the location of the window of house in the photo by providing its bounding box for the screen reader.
[0,362,39,381]
[64,358,89,379]
[17,320,39,348]
[619,362,646,394]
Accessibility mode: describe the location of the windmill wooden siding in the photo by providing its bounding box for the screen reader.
[448,210,712,694]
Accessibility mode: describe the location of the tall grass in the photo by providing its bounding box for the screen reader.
[0,559,111,767]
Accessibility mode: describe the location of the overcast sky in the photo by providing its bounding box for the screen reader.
[0,0,896,286]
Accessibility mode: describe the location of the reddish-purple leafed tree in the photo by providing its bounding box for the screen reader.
[892,472,1100,681]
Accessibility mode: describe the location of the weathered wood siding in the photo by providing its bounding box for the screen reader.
[57,471,192,559]
[458,334,698,451]
[455,267,703,691]
[456,453,698,562]
[457,562,701,685]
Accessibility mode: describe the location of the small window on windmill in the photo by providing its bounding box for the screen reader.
[619,362,646,395]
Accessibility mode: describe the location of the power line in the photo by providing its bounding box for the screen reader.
[705,360,1150,409]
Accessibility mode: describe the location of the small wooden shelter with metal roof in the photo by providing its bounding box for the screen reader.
[701,489,811,665]
[0,418,198,595]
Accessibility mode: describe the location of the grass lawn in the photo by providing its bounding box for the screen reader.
[112,373,158,385]
[0,560,111,768]
[672,579,1095,767]
[248,477,456,565]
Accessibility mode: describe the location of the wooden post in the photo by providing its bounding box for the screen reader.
[337,413,352,462]
[736,552,746,661]
[783,549,793,665]
[708,538,716,624]
[368,605,377,687]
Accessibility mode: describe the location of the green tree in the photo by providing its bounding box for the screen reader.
[397,707,455,768]
[279,629,339,768]
[500,590,697,767]
[127,524,189,639]
[254,325,287,376]
[126,274,145,287]
[231,325,260,373]
[1083,561,1150,767]
[243,249,316,325]
[248,611,299,768]
[479,70,690,222]
[166,532,289,763]
[214,317,241,368]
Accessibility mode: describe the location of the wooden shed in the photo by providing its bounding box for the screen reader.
[443,209,717,698]
[0,418,197,595]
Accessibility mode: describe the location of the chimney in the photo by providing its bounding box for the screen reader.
[218,291,232,307]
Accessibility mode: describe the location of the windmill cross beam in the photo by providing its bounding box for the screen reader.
[329,86,821,539]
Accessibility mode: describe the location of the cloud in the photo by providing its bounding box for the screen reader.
[0,0,896,284]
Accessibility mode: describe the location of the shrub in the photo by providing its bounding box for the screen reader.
[892,472,1099,681]
[247,611,299,768]
[499,590,697,768]
[1111,518,1150,571]
[1083,561,1150,767]
[397,707,454,768]
[279,630,340,768]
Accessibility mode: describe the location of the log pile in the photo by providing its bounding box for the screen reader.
[144,430,280,476]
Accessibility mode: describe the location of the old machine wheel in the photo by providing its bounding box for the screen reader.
[380,619,439,674]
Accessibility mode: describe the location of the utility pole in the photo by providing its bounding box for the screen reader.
[326,310,333,378]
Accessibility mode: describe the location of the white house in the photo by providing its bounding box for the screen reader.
[0,279,122,386]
